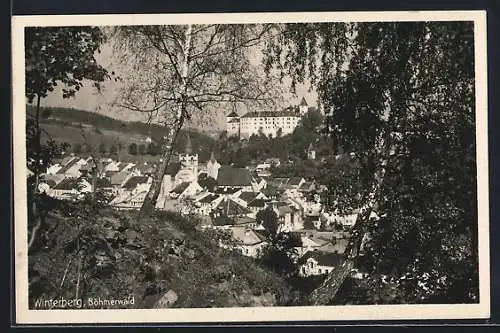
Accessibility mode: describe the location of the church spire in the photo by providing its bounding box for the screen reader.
[209,150,216,163]
[185,128,193,155]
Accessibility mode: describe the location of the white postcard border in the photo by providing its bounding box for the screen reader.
[12,10,490,324]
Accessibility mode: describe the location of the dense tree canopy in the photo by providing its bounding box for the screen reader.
[264,21,478,304]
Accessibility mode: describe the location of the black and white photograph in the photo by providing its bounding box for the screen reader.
[12,11,489,323]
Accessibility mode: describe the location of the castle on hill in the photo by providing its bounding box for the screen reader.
[226,97,310,139]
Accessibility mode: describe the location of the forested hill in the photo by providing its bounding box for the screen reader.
[27,105,219,162]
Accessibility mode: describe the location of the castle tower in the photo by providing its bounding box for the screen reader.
[178,129,198,183]
[307,142,316,160]
[206,151,221,180]
[226,110,240,137]
[299,97,308,116]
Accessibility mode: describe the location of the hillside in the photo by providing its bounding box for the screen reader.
[27,105,219,162]
[28,198,300,309]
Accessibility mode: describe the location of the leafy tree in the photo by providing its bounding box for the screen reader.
[138,144,147,155]
[147,142,158,156]
[25,26,110,253]
[109,144,118,156]
[265,22,477,304]
[25,27,109,190]
[256,207,280,240]
[198,174,217,192]
[128,143,138,156]
[111,24,280,214]
[98,142,107,155]
[73,143,82,154]
[82,143,92,154]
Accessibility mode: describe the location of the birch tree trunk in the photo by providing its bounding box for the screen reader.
[308,101,393,305]
[140,25,193,214]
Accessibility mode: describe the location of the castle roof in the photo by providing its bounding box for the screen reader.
[227,110,239,117]
[241,111,300,119]
[300,97,308,106]
[227,118,240,123]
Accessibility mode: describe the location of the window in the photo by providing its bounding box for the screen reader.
[309,261,314,268]
[319,269,322,274]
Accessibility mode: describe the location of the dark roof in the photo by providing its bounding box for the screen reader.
[199,194,220,203]
[298,251,345,267]
[227,110,239,117]
[170,182,190,194]
[241,111,300,118]
[122,176,149,190]
[214,187,242,195]
[239,191,258,203]
[96,177,112,188]
[215,198,251,216]
[53,178,80,190]
[288,177,304,186]
[217,166,252,187]
[248,198,266,208]
[212,215,235,226]
[300,97,308,106]
[227,118,240,123]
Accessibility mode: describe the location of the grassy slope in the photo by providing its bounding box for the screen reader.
[30,105,219,162]
[28,200,297,309]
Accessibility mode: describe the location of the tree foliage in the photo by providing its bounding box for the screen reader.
[25,26,109,102]
[109,24,282,213]
[264,22,478,303]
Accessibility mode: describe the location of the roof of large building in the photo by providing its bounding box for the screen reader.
[123,176,149,190]
[227,118,240,123]
[298,250,345,267]
[240,111,301,119]
[216,166,252,187]
[227,110,239,117]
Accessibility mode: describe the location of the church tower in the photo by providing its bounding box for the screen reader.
[206,151,221,180]
[299,97,308,116]
[177,129,199,183]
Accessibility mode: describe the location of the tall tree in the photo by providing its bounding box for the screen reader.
[25,27,109,191]
[110,24,280,213]
[264,22,477,304]
[25,27,110,251]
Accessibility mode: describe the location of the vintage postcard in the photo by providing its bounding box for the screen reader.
[12,10,489,324]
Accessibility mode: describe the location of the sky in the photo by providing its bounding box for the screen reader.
[41,34,318,132]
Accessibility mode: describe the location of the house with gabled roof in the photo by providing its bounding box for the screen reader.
[193,193,223,215]
[50,177,92,201]
[56,157,82,178]
[229,226,268,258]
[298,250,345,277]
